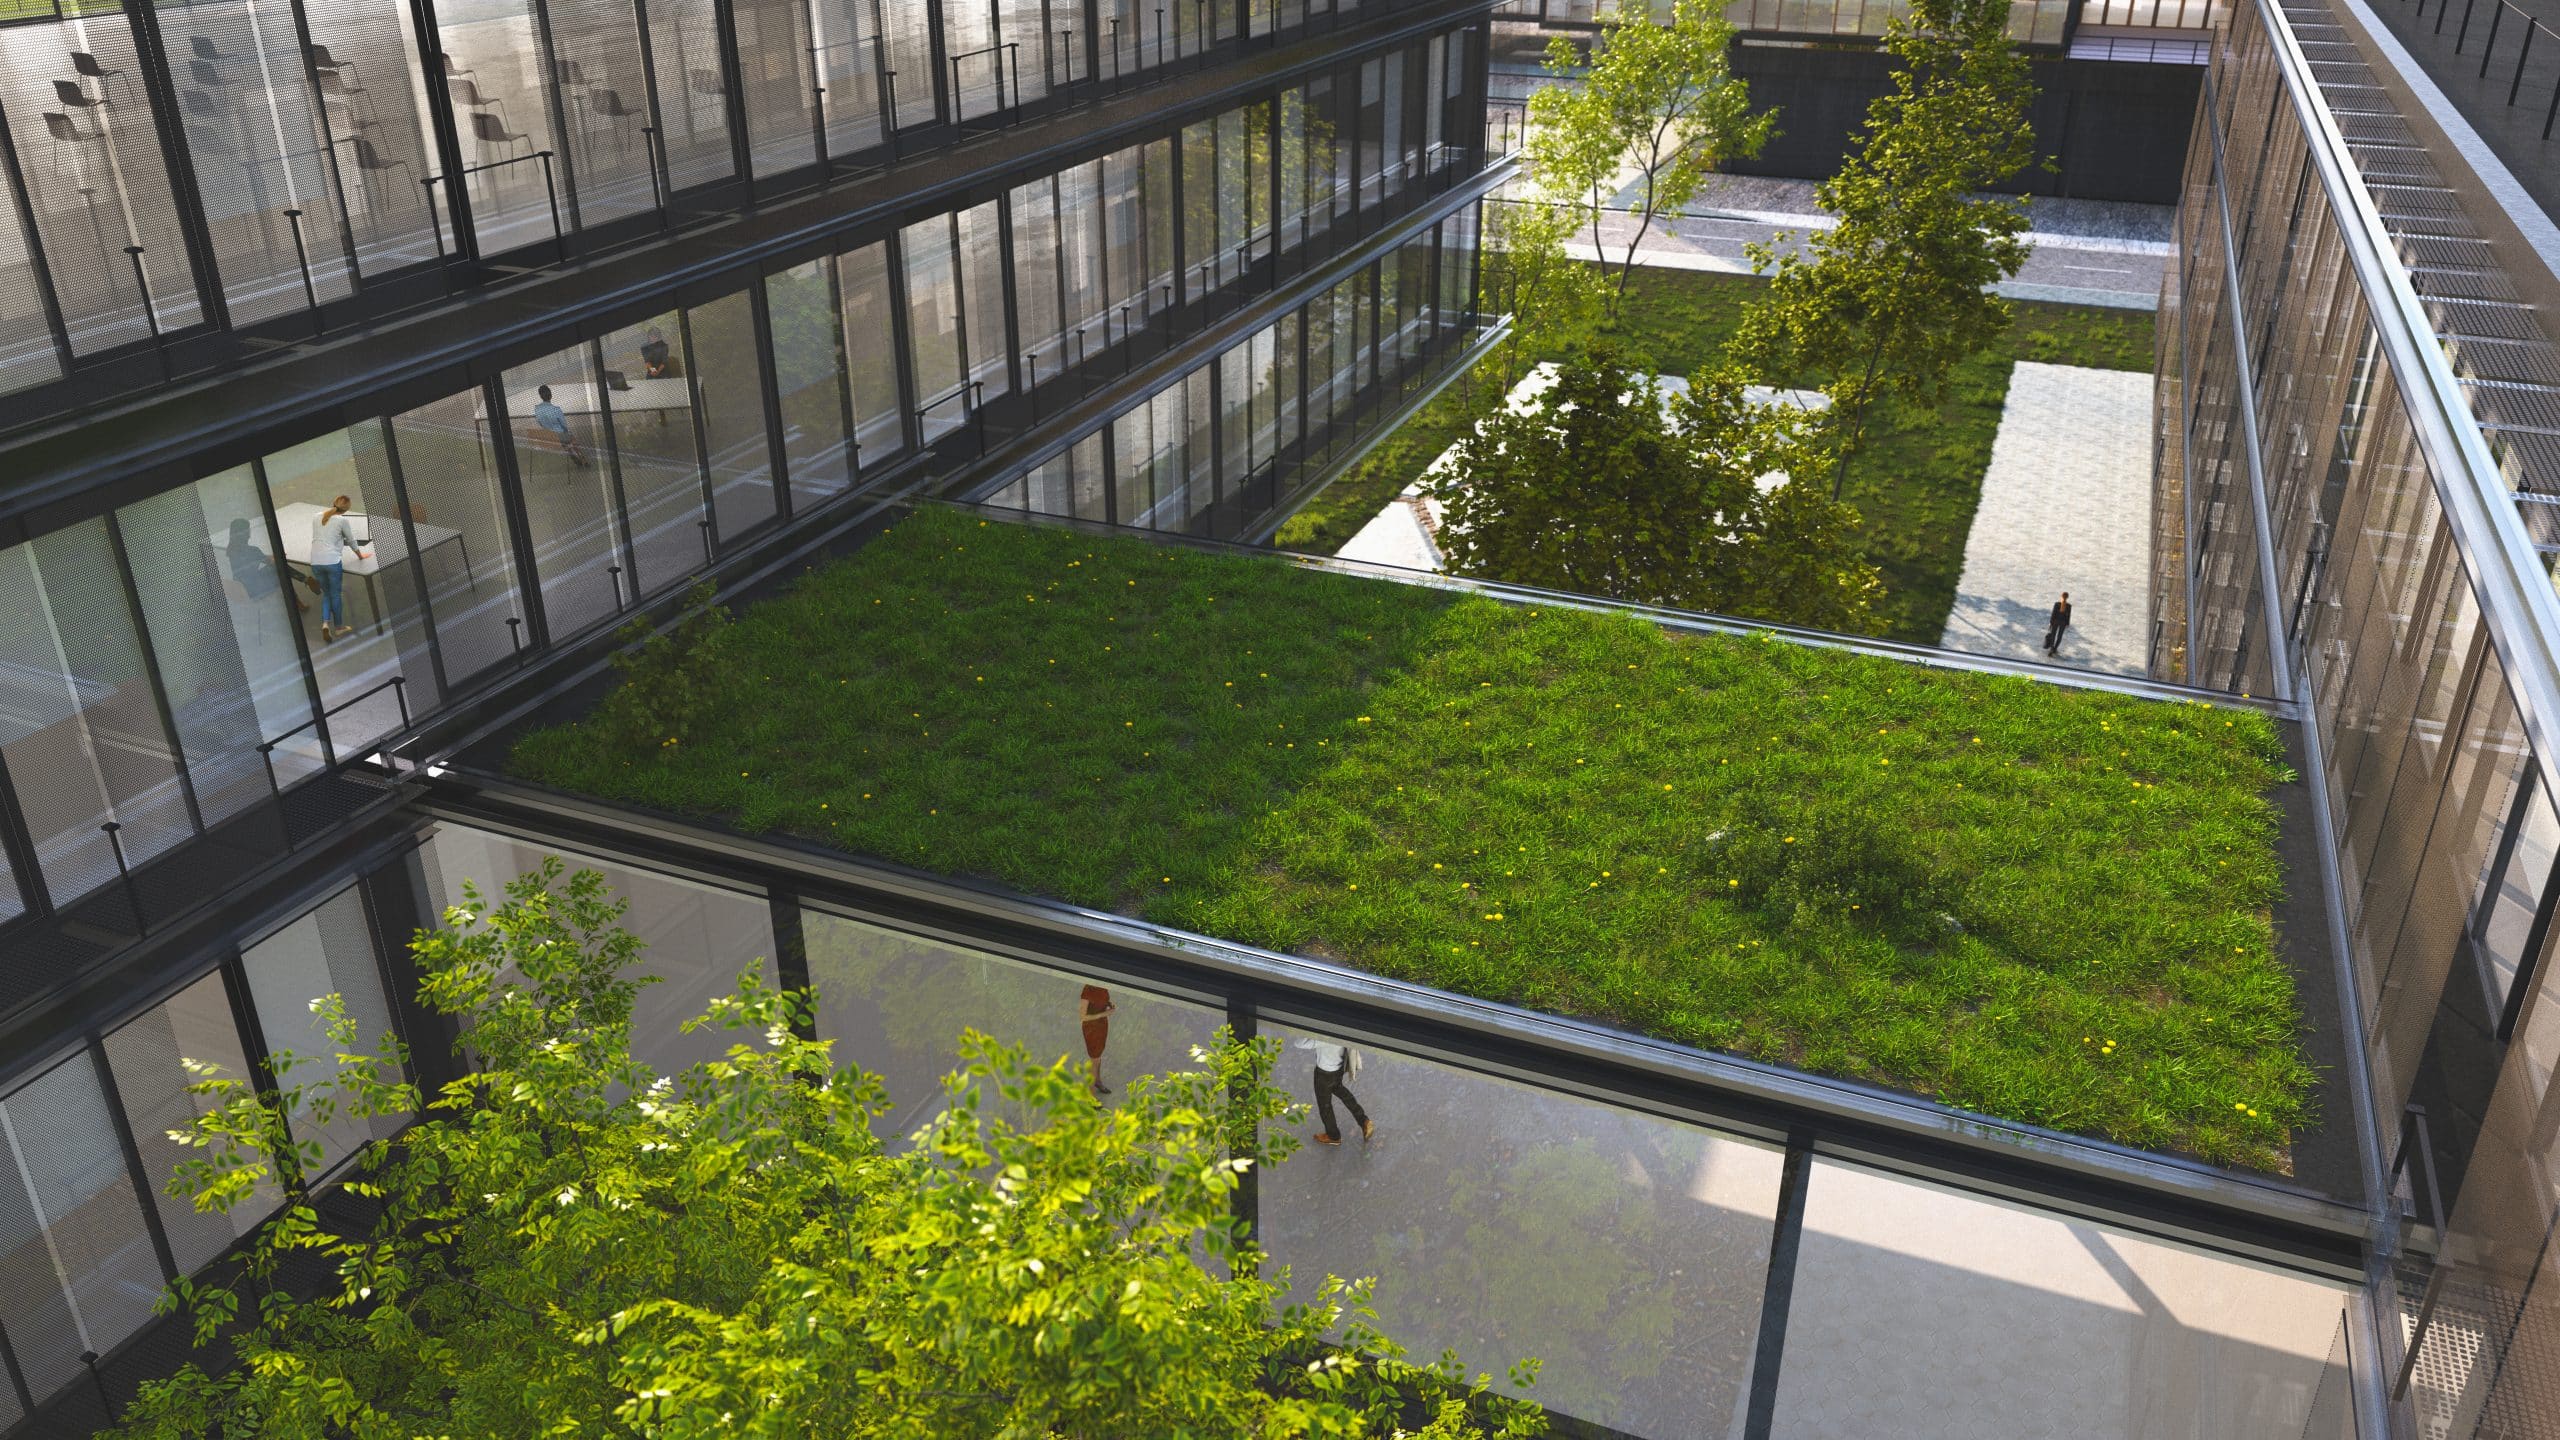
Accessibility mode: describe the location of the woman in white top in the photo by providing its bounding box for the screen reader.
[309,496,370,641]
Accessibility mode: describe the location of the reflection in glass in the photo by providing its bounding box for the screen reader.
[1773,1159,2350,1439]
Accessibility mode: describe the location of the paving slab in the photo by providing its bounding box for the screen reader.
[1939,361,2153,676]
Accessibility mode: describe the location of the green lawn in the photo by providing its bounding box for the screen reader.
[1275,267,2156,647]
[513,507,2311,1171]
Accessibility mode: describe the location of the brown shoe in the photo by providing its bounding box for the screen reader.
[1361,1119,1375,1141]
[1314,1133,1340,1146]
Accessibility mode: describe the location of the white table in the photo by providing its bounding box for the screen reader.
[245,502,471,634]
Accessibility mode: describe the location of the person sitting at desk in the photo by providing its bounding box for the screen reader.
[530,383,588,466]
[640,326,673,379]
[310,496,371,643]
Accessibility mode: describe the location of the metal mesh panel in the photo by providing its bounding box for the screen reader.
[686,290,779,547]
[101,971,274,1273]
[596,312,712,598]
[0,1050,165,1404]
[734,0,817,175]
[902,214,965,443]
[878,0,937,127]
[1010,174,1064,378]
[0,13,204,353]
[116,470,324,824]
[501,342,629,641]
[240,885,408,1179]
[160,0,359,326]
[766,261,853,507]
[259,423,444,752]
[0,519,194,909]
[546,0,663,229]
[644,0,737,193]
[301,0,441,273]
[386,388,531,687]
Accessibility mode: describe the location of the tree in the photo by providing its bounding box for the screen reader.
[119,863,1545,1440]
[1522,0,1773,317]
[1733,0,2037,497]
[1430,352,1880,631]
[1477,194,1609,395]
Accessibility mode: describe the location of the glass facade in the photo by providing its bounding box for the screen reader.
[0,0,1481,414]
[0,813,2344,1439]
[0,45,1486,932]
[2160,0,2560,1426]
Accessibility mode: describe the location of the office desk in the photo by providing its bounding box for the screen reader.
[245,502,470,634]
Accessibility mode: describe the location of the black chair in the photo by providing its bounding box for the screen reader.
[40,111,103,177]
[348,136,413,208]
[441,52,475,81]
[587,86,641,156]
[448,77,512,128]
[190,36,233,64]
[180,90,232,143]
[316,68,365,102]
[187,58,222,89]
[469,110,532,159]
[553,58,588,87]
[602,368,631,391]
[51,79,104,113]
[70,52,127,107]
[307,44,358,84]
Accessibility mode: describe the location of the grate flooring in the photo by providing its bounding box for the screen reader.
[2281,0,2560,551]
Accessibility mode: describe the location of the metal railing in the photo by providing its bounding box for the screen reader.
[421,149,566,267]
[2393,0,2560,139]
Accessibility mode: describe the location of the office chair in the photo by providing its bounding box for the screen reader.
[470,110,533,159]
[190,36,233,64]
[51,79,104,113]
[553,57,588,87]
[187,58,221,88]
[40,111,103,178]
[307,44,359,85]
[440,52,475,82]
[70,52,127,107]
[448,77,512,129]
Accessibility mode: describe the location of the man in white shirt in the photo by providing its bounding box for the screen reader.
[1292,1035,1373,1145]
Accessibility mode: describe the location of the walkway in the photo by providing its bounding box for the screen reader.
[1939,361,2154,676]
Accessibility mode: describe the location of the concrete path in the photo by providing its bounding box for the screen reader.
[1939,361,2154,676]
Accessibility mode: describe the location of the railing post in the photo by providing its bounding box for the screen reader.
[540,151,566,265]
[391,674,411,730]
[2481,1,2506,73]
[506,615,526,660]
[283,207,323,337]
[641,127,668,228]
[2455,0,2478,47]
[100,820,144,933]
[2511,19,2534,104]
[421,175,449,264]
[123,246,168,381]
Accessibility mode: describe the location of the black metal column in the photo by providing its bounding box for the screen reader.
[1740,1132,1815,1440]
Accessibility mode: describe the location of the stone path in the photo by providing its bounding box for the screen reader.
[1939,361,2154,676]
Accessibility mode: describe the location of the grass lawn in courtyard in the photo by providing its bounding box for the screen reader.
[1273,266,2156,647]
[513,507,2310,1170]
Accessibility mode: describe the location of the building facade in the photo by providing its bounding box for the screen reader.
[2156,0,2560,1425]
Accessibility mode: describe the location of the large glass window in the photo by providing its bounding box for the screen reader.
[643,0,738,192]
[902,213,967,442]
[385,388,534,686]
[436,0,567,255]
[767,261,855,508]
[116,469,324,822]
[239,884,409,1178]
[1262,1024,1786,1438]
[102,971,275,1271]
[686,290,782,547]
[0,518,193,905]
[0,1049,167,1409]
[546,0,665,230]
[500,341,632,640]
[1771,1159,2351,1438]
[837,239,907,467]
[421,824,779,1076]
[596,311,714,597]
[803,911,1220,1139]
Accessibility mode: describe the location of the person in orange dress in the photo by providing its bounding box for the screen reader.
[1078,984,1116,1096]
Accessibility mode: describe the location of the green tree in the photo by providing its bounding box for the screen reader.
[1477,195,1608,394]
[1734,0,2037,497]
[118,863,1544,1440]
[1522,0,1773,319]
[1430,353,1880,631]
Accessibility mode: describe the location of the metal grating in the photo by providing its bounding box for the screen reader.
[2279,0,2560,548]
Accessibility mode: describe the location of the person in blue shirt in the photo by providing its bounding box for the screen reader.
[531,384,587,466]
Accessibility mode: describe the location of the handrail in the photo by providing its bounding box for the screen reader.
[2251,0,2560,830]
[2399,0,2560,138]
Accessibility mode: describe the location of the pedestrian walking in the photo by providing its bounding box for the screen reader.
[1294,1035,1372,1145]
[1078,984,1115,1096]
[2044,591,2072,657]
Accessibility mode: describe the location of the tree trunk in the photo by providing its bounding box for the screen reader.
[1830,337,1887,501]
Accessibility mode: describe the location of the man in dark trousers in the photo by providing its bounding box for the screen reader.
[1294,1035,1373,1145]
[2044,591,2072,657]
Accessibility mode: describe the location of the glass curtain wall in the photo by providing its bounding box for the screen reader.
[990,208,1478,533]
[0,42,1484,927]
[2163,0,2560,1428]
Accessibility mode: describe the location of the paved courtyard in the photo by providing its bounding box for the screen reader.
[1939,361,2154,676]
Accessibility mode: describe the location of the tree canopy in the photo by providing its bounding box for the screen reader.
[117,863,1544,1440]
[1431,352,1880,630]
[1735,0,2037,493]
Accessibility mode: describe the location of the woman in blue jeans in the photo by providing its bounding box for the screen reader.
[309,495,370,641]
